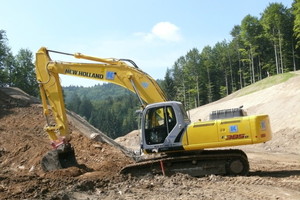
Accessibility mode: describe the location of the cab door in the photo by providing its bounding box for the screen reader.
[144,106,177,145]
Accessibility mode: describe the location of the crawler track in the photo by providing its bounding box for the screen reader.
[121,149,249,177]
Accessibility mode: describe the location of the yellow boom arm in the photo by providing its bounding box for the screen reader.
[35,47,167,146]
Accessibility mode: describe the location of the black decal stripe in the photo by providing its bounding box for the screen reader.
[175,127,186,143]
[194,122,215,128]
[145,146,184,154]
[221,120,241,124]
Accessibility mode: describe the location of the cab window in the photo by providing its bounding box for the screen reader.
[144,106,177,145]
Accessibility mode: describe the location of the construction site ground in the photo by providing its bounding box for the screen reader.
[1,74,300,200]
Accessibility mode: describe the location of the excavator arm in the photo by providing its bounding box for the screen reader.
[35,47,168,171]
[35,47,167,147]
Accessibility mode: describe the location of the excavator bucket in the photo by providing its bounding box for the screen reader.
[41,144,78,172]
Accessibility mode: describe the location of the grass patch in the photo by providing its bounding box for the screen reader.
[236,72,298,97]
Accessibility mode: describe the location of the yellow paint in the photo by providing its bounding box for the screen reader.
[182,115,272,151]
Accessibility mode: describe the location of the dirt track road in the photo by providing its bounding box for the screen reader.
[36,152,299,200]
[69,151,300,200]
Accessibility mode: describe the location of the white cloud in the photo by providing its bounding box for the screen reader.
[136,22,182,42]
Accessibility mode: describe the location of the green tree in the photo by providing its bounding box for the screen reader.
[213,41,231,97]
[67,93,81,113]
[172,56,187,106]
[230,25,244,89]
[294,0,300,48]
[162,68,176,100]
[4,52,16,86]
[13,49,38,96]
[184,48,201,108]
[78,96,93,120]
[200,45,214,103]
[0,30,13,86]
[240,15,264,83]
[261,3,294,74]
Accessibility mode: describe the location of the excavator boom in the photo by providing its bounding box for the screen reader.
[36,47,167,146]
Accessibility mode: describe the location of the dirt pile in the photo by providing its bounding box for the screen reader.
[1,74,300,200]
[0,87,39,108]
[114,130,140,152]
[0,89,133,199]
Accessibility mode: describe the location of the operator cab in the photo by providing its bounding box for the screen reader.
[145,105,176,144]
[141,101,190,153]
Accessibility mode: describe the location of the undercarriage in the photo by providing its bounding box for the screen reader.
[121,149,249,177]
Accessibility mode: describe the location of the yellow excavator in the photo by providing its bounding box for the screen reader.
[35,47,272,176]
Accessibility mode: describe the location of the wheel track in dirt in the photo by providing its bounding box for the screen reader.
[227,176,300,199]
[92,174,300,200]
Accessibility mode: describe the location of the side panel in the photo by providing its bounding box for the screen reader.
[182,115,272,151]
[185,121,219,145]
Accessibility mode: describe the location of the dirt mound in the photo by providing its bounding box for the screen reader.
[0,100,132,199]
[114,130,140,151]
[0,87,39,107]
[1,78,300,200]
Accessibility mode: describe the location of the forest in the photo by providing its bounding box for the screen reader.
[1,1,300,138]
[162,2,300,110]
[63,84,139,138]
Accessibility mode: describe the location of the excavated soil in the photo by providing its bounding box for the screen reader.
[1,73,300,200]
[0,105,134,200]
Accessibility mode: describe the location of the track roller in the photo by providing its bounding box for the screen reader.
[226,156,249,176]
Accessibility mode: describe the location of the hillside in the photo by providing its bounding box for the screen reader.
[63,83,132,103]
[0,73,300,199]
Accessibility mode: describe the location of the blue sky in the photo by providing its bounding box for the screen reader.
[1,0,293,86]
